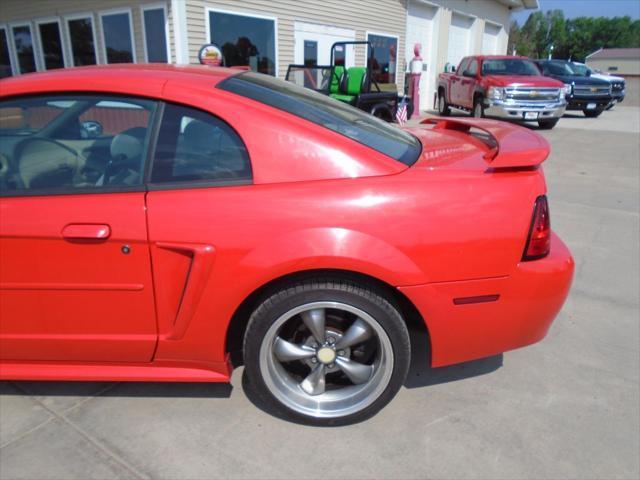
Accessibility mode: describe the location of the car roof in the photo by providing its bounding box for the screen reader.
[473,55,533,61]
[0,64,243,99]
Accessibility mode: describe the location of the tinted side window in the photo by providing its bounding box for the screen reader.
[457,58,470,74]
[151,103,251,185]
[0,95,156,194]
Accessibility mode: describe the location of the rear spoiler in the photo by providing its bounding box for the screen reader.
[421,118,550,169]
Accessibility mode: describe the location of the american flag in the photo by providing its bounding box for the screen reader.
[395,96,408,125]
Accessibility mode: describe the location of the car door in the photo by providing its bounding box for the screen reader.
[459,58,479,109]
[450,57,470,105]
[0,94,158,362]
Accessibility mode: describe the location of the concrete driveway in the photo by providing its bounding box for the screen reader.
[1,105,639,479]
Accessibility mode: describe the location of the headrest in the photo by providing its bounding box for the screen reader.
[183,120,218,148]
[110,127,146,160]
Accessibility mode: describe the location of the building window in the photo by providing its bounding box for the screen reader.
[142,5,169,62]
[208,10,276,76]
[0,27,12,77]
[367,33,398,85]
[11,24,36,74]
[304,40,317,67]
[37,20,65,70]
[100,10,135,63]
[66,16,97,66]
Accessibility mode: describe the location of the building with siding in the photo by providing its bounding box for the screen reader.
[586,48,640,77]
[0,0,537,111]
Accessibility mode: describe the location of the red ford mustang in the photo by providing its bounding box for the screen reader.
[0,65,573,425]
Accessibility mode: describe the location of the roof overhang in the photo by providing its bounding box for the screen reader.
[497,0,539,10]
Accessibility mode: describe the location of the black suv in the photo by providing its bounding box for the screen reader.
[535,60,612,117]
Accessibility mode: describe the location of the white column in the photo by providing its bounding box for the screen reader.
[171,0,189,64]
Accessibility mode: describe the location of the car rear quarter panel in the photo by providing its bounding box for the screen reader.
[146,164,546,366]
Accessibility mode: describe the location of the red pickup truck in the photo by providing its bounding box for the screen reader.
[438,55,567,129]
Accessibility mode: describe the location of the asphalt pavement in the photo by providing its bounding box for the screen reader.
[1,103,639,479]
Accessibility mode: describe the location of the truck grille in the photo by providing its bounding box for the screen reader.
[504,87,561,102]
[573,85,611,97]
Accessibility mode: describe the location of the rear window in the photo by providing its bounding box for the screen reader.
[217,72,421,166]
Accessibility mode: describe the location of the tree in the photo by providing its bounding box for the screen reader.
[508,14,640,62]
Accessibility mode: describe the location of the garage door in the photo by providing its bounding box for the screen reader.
[482,23,501,55]
[294,22,355,67]
[406,1,439,111]
[448,13,474,69]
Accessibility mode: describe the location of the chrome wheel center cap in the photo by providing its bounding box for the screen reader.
[316,347,336,364]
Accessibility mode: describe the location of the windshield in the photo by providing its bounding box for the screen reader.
[482,59,541,76]
[218,72,421,166]
[544,61,576,76]
[570,63,590,76]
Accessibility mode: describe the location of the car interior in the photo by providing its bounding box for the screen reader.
[0,96,252,192]
[0,97,154,191]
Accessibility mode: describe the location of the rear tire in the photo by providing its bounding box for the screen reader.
[243,278,411,426]
[472,96,485,118]
[583,109,603,118]
[438,91,451,116]
[538,118,559,129]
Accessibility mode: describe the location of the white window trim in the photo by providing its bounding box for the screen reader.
[98,7,137,64]
[365,31,400,84]
[204,7,279,77]
[140,3,171,63]
[8,21,37,74]
[0,24,18,76]
[34,17,69,70]
[63,12,99,66]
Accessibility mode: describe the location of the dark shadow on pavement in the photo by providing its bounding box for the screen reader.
[1,380,232,398]
[404,327,503,389]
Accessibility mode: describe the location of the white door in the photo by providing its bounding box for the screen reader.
[482,23,501,55]
[448,13,474,70]
[294,22,355,67]
[406,1,439,111]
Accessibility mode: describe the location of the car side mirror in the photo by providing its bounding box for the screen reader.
[586,70,591,77]
[451,65,456,73]
[80,120,103,139]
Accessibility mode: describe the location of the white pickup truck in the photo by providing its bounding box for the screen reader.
[571,62,626,110]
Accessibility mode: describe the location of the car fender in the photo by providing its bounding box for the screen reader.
[236,226,426,289]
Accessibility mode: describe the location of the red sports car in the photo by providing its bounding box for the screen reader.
[0,65,573,425]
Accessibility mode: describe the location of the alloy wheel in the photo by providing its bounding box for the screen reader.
[259,301,394,419]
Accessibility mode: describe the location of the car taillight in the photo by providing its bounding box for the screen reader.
[522,195,551,261]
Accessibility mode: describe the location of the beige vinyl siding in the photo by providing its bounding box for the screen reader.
[1,0,172,69]
[189,0,408,90]
[586,58,640,77]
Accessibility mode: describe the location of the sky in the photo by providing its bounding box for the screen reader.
[512,0,640,24]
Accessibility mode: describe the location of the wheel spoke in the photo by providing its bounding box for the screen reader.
[300,308,326,344]
[300,363,326,396]
[335,318,373,349]
[273,337,315,362]
[335,357,374,385]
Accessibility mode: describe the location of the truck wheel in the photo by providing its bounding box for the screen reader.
[438,92,451,116]
[472,97,485,118]
[538,118,559,129]
[243,278,411,426]
[583,109,603,118]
